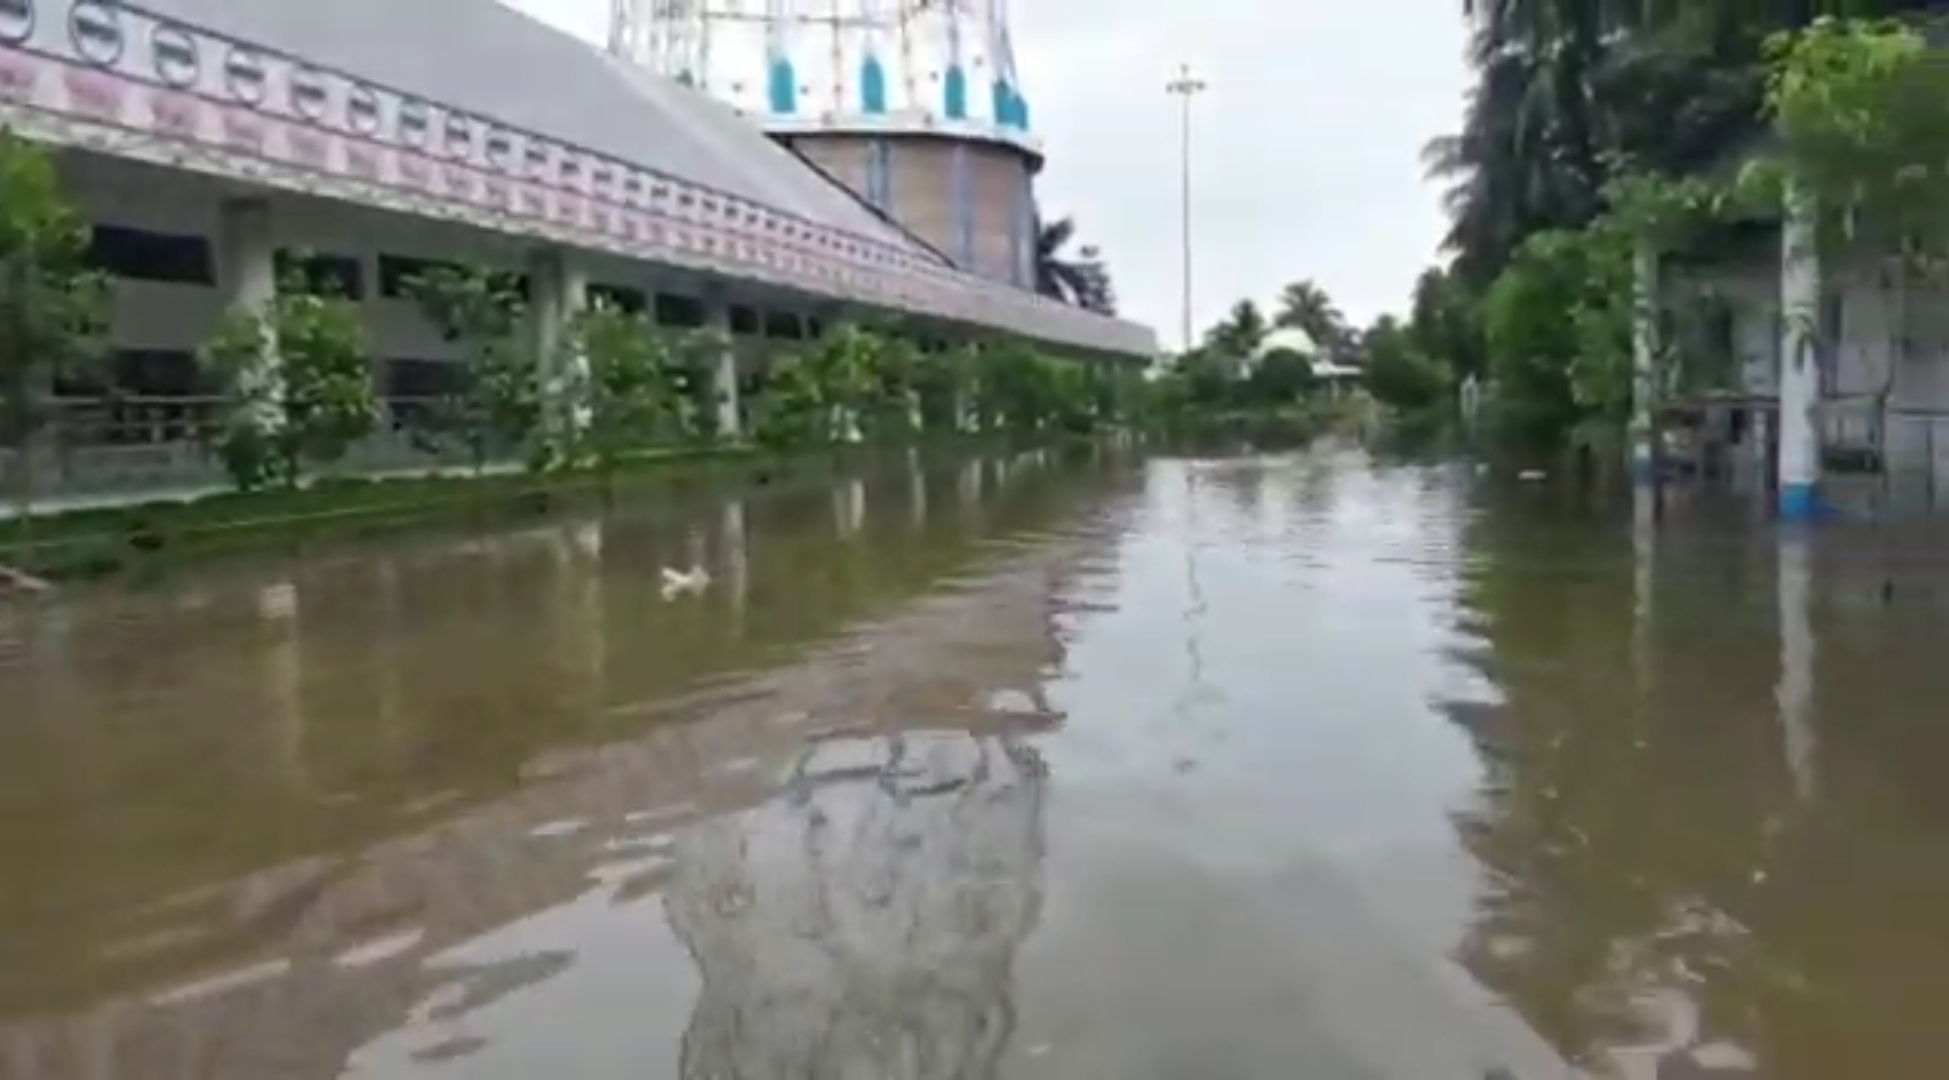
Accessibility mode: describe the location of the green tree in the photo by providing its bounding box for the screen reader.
[1360,315,1450,414]
[1034,214,1117,315]
[562,303,681,479]
[202,267,377,491]
[403,264,543,475]
[1273,280,1349,355]
[1202,299,1270,364]
[0,130,108,521]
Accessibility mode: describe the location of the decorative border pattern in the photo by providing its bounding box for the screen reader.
[0,0,1154,355]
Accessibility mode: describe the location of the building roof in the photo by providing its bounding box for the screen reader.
[138,0,941,263]
[1252,326,1318,359]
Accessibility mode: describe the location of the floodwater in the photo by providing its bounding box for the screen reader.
[1,445,1947,1079]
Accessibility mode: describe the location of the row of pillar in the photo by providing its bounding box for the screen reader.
[216,198,744,444]
[1629,187,1822,523]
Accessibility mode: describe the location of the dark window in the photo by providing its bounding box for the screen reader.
[69,2,123,67]
[762,311,801,340]
[54,350,212,445]
[560,156,581,184]
[728,304,759,336]
[276,249,363,298]
[378,253,462,298]
[443,113,473,157]
[623,173,643,200]
[151,24,198,87]
[806,316,826,339]
[397,100,430,145]
[386,357,466,398]
[589,283,646,314]
[526,142,551,175]
[654,293,704,329]
[0,0,34,47]
[87,224,215,285]
[385,358,465,431]
[224,47,265,105]
[347,85,381,133]
[485,130,513,168]
[290,67,329,119]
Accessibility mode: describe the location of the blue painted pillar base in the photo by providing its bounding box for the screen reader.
[1778,482,1821,523]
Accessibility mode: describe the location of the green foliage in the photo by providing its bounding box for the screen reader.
[561,303,683,475]
[1482,225,1635,456]
[1753,16,1949,259]
[0,129,109,508]
[403,264,543,474]
[1360,315,1450,415]
[201,268,377,492]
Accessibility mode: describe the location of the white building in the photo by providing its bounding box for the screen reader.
[1669,226,1949,513]
[0,0,1155,497]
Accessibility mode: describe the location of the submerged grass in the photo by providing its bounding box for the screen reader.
[0,438,1014,585]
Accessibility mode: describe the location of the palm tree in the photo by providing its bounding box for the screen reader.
[1201,299,1269,363]
[1034,215,1117,315]
[1272,280,1350,356]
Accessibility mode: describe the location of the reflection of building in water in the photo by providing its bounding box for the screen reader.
[670,731,1045,1078]
[0,517,1079,1078]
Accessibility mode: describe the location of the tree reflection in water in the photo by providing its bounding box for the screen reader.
[665,730,1047,1079]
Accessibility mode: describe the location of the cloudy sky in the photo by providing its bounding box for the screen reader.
[507,0,1470,345]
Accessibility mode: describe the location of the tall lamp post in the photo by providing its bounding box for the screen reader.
[1165,62,1207,354]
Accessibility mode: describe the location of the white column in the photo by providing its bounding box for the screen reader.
[216,198,281,425]
[1630,238,1659,484]
[1776,534,1818,803]
[704,296,740,440]
[529,247,588,452]
[1778,186,1822,521]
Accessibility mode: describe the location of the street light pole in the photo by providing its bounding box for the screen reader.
[1165,62,1206,355]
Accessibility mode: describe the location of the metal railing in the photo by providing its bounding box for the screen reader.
[0,395,478,503]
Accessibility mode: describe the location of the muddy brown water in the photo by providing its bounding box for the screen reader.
[2,445,1947,1079]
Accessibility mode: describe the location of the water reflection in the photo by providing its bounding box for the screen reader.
[0,449,1106,1078]
[9,449,1949,1077]
[669,731,1046,1077]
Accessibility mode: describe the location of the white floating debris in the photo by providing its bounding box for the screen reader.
[529,818,588,838]
[334,928,426,968]
[1517,469,1548,482]
[660,564,711,599]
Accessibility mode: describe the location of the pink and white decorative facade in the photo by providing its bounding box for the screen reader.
[0,0,1154,401]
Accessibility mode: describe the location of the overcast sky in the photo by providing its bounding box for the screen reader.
[506,0,1469,345]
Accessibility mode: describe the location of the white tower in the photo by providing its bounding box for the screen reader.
[609,0,1042,288]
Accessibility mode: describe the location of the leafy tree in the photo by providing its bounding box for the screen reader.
[1202,299,1270,364]
[0,130,108,520]
[561,303,681,478]
[1273,280,1349,356]
[1034,214,1117,315]
[1360,315,1450,415]
[403,264,543,475]
[1247,346,1314,405]
[202,266,377,491]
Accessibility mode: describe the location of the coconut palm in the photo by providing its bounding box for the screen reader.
[1272,280,1350,356]
[1034,215,1117,315]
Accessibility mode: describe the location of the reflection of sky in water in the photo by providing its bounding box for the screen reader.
[1044,458,1488,956]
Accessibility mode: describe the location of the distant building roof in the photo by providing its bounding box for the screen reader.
[1252,326,1317,359]
[141,0,943,263]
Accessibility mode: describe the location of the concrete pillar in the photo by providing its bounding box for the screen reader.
[528,247,588,451]
[1776,534,1818,803]
[1778,186,1822,521]
[1629,238,1659,484]
[217,198,282,426]
[721,498,747,623]
[704,296,740,441]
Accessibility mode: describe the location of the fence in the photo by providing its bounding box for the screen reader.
[0,395,471,506]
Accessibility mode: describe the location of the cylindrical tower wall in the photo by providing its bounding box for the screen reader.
[782,132,1034,286]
